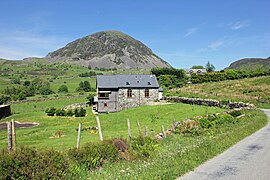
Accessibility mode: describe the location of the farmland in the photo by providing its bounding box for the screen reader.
[0,100,223,150]
[1,60,270,179]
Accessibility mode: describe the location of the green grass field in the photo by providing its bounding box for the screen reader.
[0,99,223,151]
[169,76,270,108]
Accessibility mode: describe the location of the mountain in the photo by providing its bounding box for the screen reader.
[226,57,270,70]
[45,30,171,69]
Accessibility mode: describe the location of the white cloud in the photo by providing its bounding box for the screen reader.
[231,20,249,30]
[197,40,226,52]
[0,30,69,60]
[184,28,197,37]
[208,41,224,50]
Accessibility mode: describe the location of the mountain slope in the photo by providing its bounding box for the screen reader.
[226,57,270,70]
[45,30,171,69]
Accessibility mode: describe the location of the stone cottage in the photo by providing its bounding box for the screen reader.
[96,74,162,113]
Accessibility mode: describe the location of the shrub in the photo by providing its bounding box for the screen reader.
[87,93,95,105]
[74,108,86,117]
[67,141,118,170]
[129,137,159,159]
[45,107,56,116]
[55,108,66,116]
[175,120,201,136]
[58,85,69,93]
[66,109,74,116]
[0,95,11,105]
[229,110,242,118]
[0,146,68,179]
[40,87,54,95]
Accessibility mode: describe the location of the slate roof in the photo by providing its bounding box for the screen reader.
[97,74,160,88]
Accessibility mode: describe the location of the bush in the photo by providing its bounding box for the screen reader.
[40,87,54,95]
[129,137,159,159]
[229,110,242,118]
[0,95,11,105]
[67,141,118,170]
[74,108,86,117]
[0,146,68,179]
[87,93,95,105]
[55,108,66,116]
[66,109,74,116]
[45,107,56,116]
[58,85,69,93]
[175,120,201,136]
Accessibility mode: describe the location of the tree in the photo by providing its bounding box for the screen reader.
[76,81,91,92]
[87,93,95,105]
[40,87,54,95]
[191,65,204,69]
[205,61,215,73]
[58,85,69,93]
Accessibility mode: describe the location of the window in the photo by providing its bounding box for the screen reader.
[127,89,132,98]
[104,102,108,107]
[126,82,130,85]
[99,93,109,99]
[145,89,149,98]
[148,82,151,85]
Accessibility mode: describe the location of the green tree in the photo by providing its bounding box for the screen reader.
[191,65,204,69]
[87,93,96,105]
[205,61,215,73]
[58,85,69,93]
[40,87,54,95]
[76,81,91,92]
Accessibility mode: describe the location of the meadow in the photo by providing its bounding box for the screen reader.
[0,99,223,150]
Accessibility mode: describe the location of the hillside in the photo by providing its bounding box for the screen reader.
[170,76,270,108]
[45,30,171,69]
[226,56,270,70]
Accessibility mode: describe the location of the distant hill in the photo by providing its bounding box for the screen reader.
[45,30,171,69]
[226,57,270,70]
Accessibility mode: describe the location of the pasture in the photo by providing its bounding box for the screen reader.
[0,99,223,150]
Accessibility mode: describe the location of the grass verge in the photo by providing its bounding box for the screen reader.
[87,109,268,179]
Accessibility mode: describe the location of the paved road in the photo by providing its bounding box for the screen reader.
[179,109,270,180]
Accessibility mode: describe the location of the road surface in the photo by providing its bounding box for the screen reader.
[179,109,270,180]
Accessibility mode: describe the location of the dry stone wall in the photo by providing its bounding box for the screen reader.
[163,96,256,109]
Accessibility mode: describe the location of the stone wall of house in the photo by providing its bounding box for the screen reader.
[98,91,118,113]
[163,96,256,109]
[118,88,159,111]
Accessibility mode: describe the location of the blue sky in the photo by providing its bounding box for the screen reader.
[0,0,269,69]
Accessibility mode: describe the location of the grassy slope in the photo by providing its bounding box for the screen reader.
[0,60,150,96]
[170,76,270,108]
[0,101,223,151]
[89,109,268,179]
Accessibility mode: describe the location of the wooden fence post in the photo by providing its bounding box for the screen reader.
[77,123,82,149]
[96,116,103,141]
[11,119,16,151]
[145,126,148,136]
[7,121,12,152]
[136,119,142,137]
[162,125,166,139]
[127,119,131,141]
